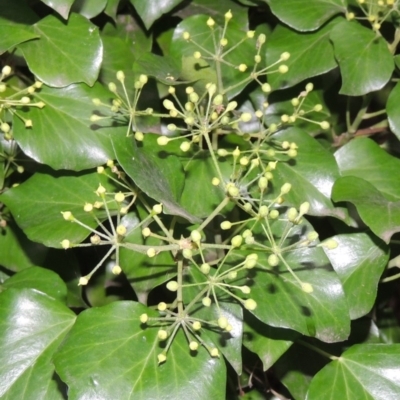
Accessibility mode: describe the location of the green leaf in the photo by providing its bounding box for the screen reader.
[335,137,400,201]
[112,134,200,223]
[180,151,228,218]
[54,301,227,399]
[0,1,39,54]
[170,15,257,98]
[243,311,298,370]
[130,0,185,29]
[19,13,102,87]
[2,267,68,302]
[269,0,346,31]
[104,0,121,19]
[0,288,76,399]
[247,219,350,342]
[71,0,107,19]
[324,233,389,319]
[330,21,394,95]
[0,171,118,248]
[332,176,400,243]
[266,18,339,90]
[13,83,121,171]
[0,222,47,271]
[306,344,400,399]
[387,82,400,141]
[273,128,349,221]
[40,0,75,19]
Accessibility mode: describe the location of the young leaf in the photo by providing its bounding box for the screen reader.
[306,344,400,399]
[54,301,227,399]
[0,288,76,399]
[18,13,103,87]
[330,21,394,95]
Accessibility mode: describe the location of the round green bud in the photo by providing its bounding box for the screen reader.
[153,203,163,214]
[299,202,310,216]
[280,183,292,194]
[280,52,290,61]
[193,51,201,59]
[212,177,220,186]
[157,353,166,364]
[158,302,167,311]
[191,230,201,243]
[314,104,323,112]
[221,221,232,230]
[2,65,11,76]
[305,83,314,92]
[200,263,210,274]
[140,313,148,323]
[90,234,101,244]
[269,209,279,219]
[301,282,314,293]
[247,30,255,38]
[268,254,279,267]
[241,285,251,294]
[158,329,168,340]
[218,316,228,329]
[210,348,219,357]
[320,121,330,130]
[259,205,269,217]
[278,65,288,74]
[147,248,156,258]
[116,70,125,82]
[116,225,127,236]
[166,281,179,291]
[287,207,298,222]
[114,192,125,202]
[157,136,169,146]
[258,177,268,190]
[182,249,192,259]
[61,239,70,249]
[226,101,238,112]
[78,276,89,286]
[207,17,215,27]
[228,271,237,280]
[189,341,199,351]
[240,112,252,122]
[231,235,243,248]
[183,32,190,40]
[192,321,202,330]
[238,64,247,72]
[202,297,211,307]
[142,227,151,237]
[112,265,122,275]
[244,299,257,310]
[307,231,319,241]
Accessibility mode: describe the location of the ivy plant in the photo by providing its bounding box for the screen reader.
[1,0,400,399]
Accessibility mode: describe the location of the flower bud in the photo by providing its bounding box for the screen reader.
[166,281,179,291]
[244,299,257,310]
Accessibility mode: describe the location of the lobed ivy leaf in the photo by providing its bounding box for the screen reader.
[272,128,349,221]
[0,288,76,399]
[130,0,185,29]
[0,171,118,248]
[306,344,400,399]
[269,0,346,32]
[0,0,39,54]
[2,267,68,303]
[104,0,120,20]
[13,82,123,171]
[387,81,400,141]
[18,13,103,87]
[335,137,400,201]
[330,21,394,95]
[332,176,400,244]
[40,0,75,19]
[324,233,389,319]
[266,18,339,90]
[71,0,107,19]
[54,301,227,399]
[112,134,200,223]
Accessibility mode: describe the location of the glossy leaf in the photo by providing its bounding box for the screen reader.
[332,176,400,243]
[104,0,120,19]
[19,13,102,87]
[112,134,200,223]
[243,311,298,371]
[180,151,228,218]
[71,0,107,19]
[273,128,349,220]
[387,81,400,140]
[0,1,38,54]
[335,137,400,201]
[0,222,47,271]
[306,344,400,400]
[170,15,257,98]
[130,0,185,29]
[54,301,227,399]
[40,0,74,19]
[266,18,339,90]
[0,171,118,248]
[13,83,122,171]
[269,0,346,31]
[330,21,394,95]
[0,288,76,399]
[2,267,68,303]
[324,233,389,319]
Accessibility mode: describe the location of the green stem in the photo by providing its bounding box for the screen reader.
[348,94,372,134]
[389,27,400,54]
[197,196,230,232]
[177,258,184,315]
[298,339,339,361]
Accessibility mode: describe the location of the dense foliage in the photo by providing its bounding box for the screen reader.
[1,0,400,399]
